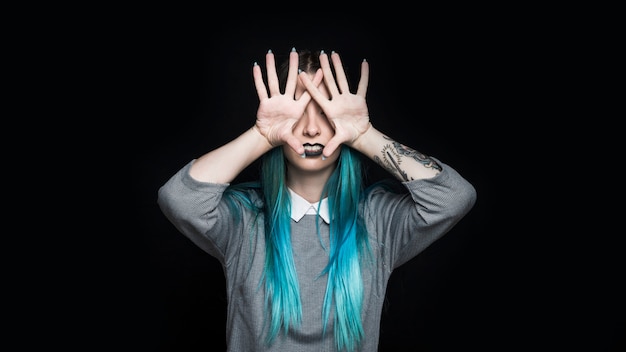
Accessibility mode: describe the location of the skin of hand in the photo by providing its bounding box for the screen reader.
[298,51,371,158]
[253,49,324,156]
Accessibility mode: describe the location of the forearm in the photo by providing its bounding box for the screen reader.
[189,127,273,183]
[350,126,442,181]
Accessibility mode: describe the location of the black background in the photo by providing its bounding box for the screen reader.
[122,14,624,352]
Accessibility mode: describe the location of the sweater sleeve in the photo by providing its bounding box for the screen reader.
[366,159,477,269]
[157,160,236,263]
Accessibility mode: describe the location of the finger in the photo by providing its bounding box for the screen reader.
[312,67,324,86]
[295,68,324,104]
[284,48,299,97]
[252,62,268,100]
[284,133,305,155]
[322,136,343,159]
[356,59,369,97]
[319,51,340,97]
[298,69,328,109]
[330,51,350,94]
[265,50,280,96]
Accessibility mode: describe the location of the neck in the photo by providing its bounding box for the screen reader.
[286,168,333,203]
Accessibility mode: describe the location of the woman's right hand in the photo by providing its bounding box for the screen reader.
[253,49,322,155]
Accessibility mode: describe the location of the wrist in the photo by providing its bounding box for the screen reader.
[249,126,274,150]
[349,122,374,151]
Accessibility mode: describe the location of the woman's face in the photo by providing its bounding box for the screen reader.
[282,73,340,173]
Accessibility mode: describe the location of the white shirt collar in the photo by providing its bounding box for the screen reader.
[289,188,330,224]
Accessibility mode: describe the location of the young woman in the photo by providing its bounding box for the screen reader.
[158,48,477,351]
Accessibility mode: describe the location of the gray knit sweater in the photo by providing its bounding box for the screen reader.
[157,159,476,351]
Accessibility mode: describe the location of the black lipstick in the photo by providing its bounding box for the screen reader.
[303,143,324,157]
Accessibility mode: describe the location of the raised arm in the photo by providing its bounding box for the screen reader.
[299,51,441,181]
[189,48,322,183]
[189,127,273,183]
[351,127,441,181]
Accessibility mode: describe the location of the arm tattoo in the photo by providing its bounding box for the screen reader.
[373,135,442,181]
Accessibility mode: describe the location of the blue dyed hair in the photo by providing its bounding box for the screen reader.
[224,145,373,351]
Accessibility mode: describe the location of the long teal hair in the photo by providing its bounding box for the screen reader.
[224,145,372,352]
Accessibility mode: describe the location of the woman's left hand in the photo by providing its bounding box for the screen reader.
[298,51,371,158]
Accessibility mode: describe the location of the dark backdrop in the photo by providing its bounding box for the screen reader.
[124,15,624,352]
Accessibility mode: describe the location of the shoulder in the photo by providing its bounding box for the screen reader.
[224,181,265,208]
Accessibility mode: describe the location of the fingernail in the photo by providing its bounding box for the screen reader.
[321,155,327,161]
[291,47,296,52]
[300,153,306,158]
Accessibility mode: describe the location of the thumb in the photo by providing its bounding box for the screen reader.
[322,136,342,159]
[284,133,305,155]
